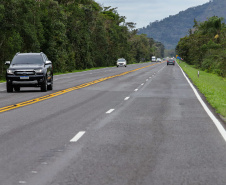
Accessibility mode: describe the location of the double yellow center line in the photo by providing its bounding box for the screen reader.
[0,63,159,113]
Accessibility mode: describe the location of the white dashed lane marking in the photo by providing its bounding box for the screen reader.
[19,181,27,184]
[106,109,115,114]
[124,97,130,101]
[70,131,86,142]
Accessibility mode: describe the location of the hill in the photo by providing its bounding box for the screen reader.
[138,0,226,49]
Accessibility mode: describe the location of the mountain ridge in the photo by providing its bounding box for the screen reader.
[138,0,226,49]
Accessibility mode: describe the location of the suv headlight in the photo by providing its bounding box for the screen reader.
[34,69,43,73]
[7,69,14,75]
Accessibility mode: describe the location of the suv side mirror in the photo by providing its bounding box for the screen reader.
[45,60,52,65]
[5,61,11,65]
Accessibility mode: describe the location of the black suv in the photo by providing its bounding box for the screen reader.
[5,52,53,92]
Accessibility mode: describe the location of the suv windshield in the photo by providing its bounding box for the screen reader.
[12,55,43,65]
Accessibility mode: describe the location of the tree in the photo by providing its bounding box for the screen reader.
[0,0,164,80]
[176,16,226,77]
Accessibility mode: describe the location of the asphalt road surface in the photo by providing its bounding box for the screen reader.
[0,62,225,185]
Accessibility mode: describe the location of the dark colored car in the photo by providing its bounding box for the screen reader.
[5,52,53,92]
[167,59,175,65]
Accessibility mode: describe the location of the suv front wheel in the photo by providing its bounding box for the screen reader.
[7,81,13,92]
[47,77,53,90]
[41,77,48,92]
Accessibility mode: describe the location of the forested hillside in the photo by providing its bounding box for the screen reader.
[138,0,226,49]
[176,16,226,77]
[0,0,164,80]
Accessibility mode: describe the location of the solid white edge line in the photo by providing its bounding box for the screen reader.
[124,97,130,101]
[179,65,226,142]
[106,109,115,114]
[70,131,86,142]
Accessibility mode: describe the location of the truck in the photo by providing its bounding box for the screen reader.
[152,56,156,62]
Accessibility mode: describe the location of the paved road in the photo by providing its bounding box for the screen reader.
[0,62,225,185]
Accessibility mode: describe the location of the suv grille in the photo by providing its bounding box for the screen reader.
[14,71,35,76]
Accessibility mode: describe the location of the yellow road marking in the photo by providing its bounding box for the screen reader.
[0,63,161,113]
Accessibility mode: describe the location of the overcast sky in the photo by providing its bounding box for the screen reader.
[96,0,210,28]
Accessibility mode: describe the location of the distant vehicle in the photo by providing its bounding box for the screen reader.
[156,58,162,62]
[167,59,175,65]
[116,58,127,67]
[5,52,53,92]
[152,56,156,62]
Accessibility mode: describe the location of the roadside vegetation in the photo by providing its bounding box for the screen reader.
[0,0,164,81]
[176,16,226,78]
[178,61,226,118]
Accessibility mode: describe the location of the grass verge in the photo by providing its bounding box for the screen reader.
[178,60,226,118]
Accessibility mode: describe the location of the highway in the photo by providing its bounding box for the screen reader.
[0,62,225,185]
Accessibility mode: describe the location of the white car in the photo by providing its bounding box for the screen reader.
[116,58,127,67]
[156,58,162,62]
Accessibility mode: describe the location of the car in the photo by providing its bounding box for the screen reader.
[156,58,162,62]
[116,58,127,67]
[167,59,175,65]
[151,56,156,62]
[5,52,53,92]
